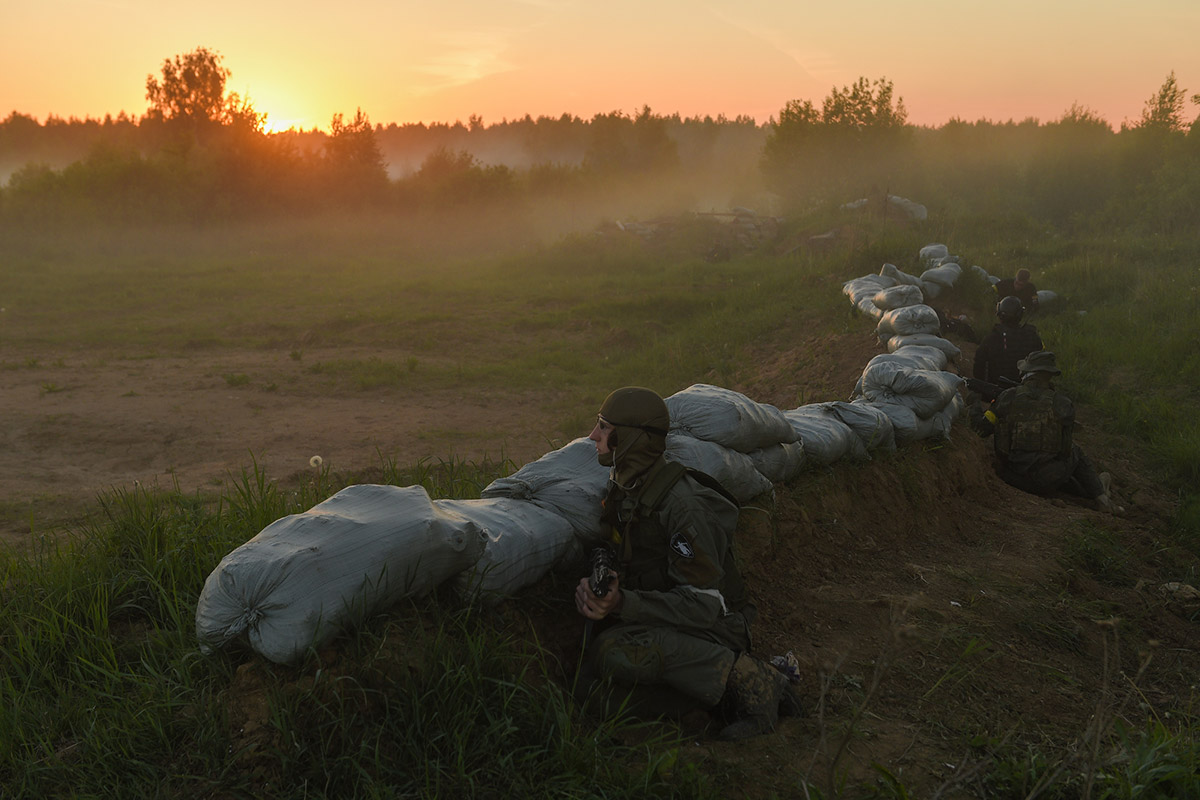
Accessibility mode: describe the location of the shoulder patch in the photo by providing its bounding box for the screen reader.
[670,532,695,559]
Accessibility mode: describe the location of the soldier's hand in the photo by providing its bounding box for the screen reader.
[575,574,622,620]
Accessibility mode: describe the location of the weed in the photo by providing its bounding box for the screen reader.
[1061,521,1134,587]
[223,373,250,387]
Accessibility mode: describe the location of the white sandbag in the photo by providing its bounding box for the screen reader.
[481,437,610,542]
[666,434,774,502]
[888,196,927,221]
[858,361,964,419]
[876,304,941,340]
[747,440,807,483]
[666,384,798,452]
[888,333,962,362]
[448,497,578,604]
[880,262,924,287]
[842,273,895,302]
[920,262,963,288]
[969,264,995,284]
[1036,289,1058,306]
[872,284,924,311]
[851,347,949,398]
[869,345,948,372]
[195,484,486,664]
[822,400,896,452]
[867,401,950,443]
[919,243,949,266]
[843,275,894,318]
[784,405,869,466]
[921,280,944,300]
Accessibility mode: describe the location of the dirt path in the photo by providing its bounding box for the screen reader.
[0,347,560,545]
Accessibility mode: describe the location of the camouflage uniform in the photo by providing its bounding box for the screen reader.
[986,354,1104,500]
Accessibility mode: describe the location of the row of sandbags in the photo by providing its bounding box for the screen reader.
[195,383,819,662]
[195,249,980,664]
[845,244,1059,319]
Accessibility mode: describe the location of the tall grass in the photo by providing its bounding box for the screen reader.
[0,457,709,798]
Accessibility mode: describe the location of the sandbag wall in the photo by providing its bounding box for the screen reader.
[194,243,994,664]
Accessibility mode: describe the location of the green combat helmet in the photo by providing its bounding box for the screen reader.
[596,387,670,485]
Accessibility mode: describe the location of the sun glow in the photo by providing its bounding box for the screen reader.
[262,117,310,134]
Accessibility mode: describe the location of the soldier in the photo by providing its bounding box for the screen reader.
[979,352,1120,513]
[994,268,1040,310]
[973,296,1044,387]
[574,386,801,740]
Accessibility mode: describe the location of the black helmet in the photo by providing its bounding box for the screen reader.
[996,295,1024,324]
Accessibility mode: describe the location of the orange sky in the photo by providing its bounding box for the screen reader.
[3,0,1198,131]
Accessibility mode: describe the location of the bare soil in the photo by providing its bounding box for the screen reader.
[0,346,559,545]
[5,318,1196,797]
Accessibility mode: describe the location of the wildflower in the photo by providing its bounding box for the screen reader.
[310,455,323,468]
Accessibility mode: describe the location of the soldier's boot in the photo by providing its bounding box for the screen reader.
[718,653,800,741]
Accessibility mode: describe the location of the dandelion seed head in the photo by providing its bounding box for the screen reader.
[310,455,323,468]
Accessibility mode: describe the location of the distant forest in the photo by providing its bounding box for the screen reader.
[2,47,1197,232]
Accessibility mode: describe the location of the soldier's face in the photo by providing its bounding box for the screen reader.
[589,417,615,456]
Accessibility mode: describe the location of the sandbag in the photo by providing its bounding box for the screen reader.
[481,437,610,542]
[666,384,798,452]
[666,434,774,502]
[843,275,895,319]
[887,333,962,362]
[747,440,807,483]
[872,284,924,311]
[1036,289,1058,306]
[880,262,924,287]
[919,243,949,266]
[876,304,941,340]
[868,401,952,444]
[195,484,486,664]
[969,264,995,284]
[821,400,897,452]
[851,346,950,399]
[842,273,895,302]
[858,361,964,419]
[920,262,963,288]
[784,405,869,466]
[869,345,948,372]
[449,497,579,604]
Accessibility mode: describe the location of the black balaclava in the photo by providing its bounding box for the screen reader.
[596,386,670,487]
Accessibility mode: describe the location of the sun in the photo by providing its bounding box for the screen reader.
[262,117,308,134]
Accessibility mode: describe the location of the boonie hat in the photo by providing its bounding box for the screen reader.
[1017,350,1061,375]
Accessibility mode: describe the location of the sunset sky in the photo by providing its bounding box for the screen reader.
[3,0,1198,132]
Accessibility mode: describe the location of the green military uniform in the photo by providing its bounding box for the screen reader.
[580,386,800,737]
[591,456,754,707]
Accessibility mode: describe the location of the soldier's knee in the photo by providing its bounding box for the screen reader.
[595,634,664,685]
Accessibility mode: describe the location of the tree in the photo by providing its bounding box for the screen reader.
[762,76,910,205]
[323,108,388,199]
[1138,71,1188,132]
[145,47,231,128]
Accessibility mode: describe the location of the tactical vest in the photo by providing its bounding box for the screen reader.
[996,384,1065,458]
[602,460,748,613]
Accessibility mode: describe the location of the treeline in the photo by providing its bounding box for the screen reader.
[2,47,1198,234]
[0,106,766,224]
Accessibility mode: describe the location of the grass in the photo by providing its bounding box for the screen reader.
[0,459,713,798]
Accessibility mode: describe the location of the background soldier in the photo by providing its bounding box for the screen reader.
[979,352,1120,513]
